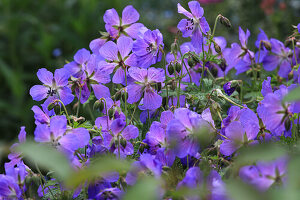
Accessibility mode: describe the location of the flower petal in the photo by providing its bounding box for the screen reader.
[54,68,70,87]
[122,125,139,140]
[30,85,48,101]
[99,41,119,61]
[122,5,139,25]
[117,36,133,58]
[92,84,110,99]
[177,3,193,18]
[58,87,74,105]
[127,84,143,104]
[50,115,67,138]
[37,68,53,85]
[34,124,51,143]
[74,48,90,64]
[103,8,120,25]
[143,90,162,110]
[188,1,204,18]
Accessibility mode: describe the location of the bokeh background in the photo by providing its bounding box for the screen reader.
[0,0,299,144]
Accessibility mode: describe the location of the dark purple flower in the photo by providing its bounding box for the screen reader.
[177,1,210,49]
[30,68,74,105]
[104,5,145,39]
[99,36,137,85]
[262,38,292,78]
[132,29,164,68]
[223,81,236,96]
[34,115,90,155]
[127,67,165,110]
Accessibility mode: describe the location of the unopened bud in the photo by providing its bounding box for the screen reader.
[219,15,231,28]
[114,91,122,101]
[171,42,178,55]
[219,59,227,72]
[188,57,195,67]
[93,100,104,112]
[175,62,182,73]
[214,42,222,54]
[48,102,56,111]
[262,41,272,51]
[284,117,291,131]
[168,64,174,75]
[120,138,127,148]
[108,108,115,119]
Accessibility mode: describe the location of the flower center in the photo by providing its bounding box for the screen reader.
[47,88,57,96]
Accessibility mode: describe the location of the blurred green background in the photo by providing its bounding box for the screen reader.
[0,0,299,144]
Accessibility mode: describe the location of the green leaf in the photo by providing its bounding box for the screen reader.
[283,87,300,102]
[16,141,73,180]
[123,177,160,200]
[65,156,132,188]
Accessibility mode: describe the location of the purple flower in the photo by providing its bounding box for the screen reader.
[166,108,215,158]
[262,38,292,78]
[257,84,295,137]
[223,81,236,96]
[0,175,22,199]
[132,29,164,68]
[127,67,165,110]
[177,1,210,49]
[99,36,137,85]
[64,48,91,78]
[224,27,255,75]
[298,23,300,34]
[34,115,90,155]
[239,157,287,191]
[104,5,145,39]
[101,118,139,158]
[30,68,74,105]
[220,108,259,156]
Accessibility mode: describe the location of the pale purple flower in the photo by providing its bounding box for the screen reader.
[30,68,74,105]
[177,1,210,49]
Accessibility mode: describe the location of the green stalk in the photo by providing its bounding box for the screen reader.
[124,68,128,125]
[160,46,169,109]
[56,99,71,126]
[76,86,82,117]
[199,37,206,91]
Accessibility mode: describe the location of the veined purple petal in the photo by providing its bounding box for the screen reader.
[111,118,126,135]
[132,39,149,56]
[112,68,125,84]
[70,128,90,148]
[122,5,139,25]
[34,124,51,143]
[89,38,106,54]
[18,126,26,143]
[127,84,143,104]
[37,68,53,86]
[174,108,193,130]
[188,1,204,18]
[99,41,118,61]
[225,121,244,141]
[50,115,67,138]
[124,53,137,67]
[75,84,90,104]
[177,3,193,18]
[117,36,133,58]
[143,90,162,110]
[128,67,147,82]
[263,55,280,71]
[59,133,80,151]
[98,61,116,75]
[74,48,90,64]
[93,68,111,84]
[147,67,165,83]
[125,23,145,39]
[137,54,156,68]
[191,28,203,49]
[122,125,139,140]
[54,68,69,87]
[58,86,74,105]
[103,8,120,25]
[177,19,194,38]
[32,105,50,125]
[160,111,174,126]
[199,17,210,34]
[239,27,250,48]
[261,77,272,97]
[278,59,292,78]
[220,140,239,156]
[30,85,48,101]
[92,84,110,99]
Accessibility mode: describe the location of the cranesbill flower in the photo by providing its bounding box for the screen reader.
[64,48,91,78]
[132,29,164,68]
[223,81,236,96]
[0,174,22,199]
[101,118,139,158]
[30,68,74,105]
[99,36,137,85]
[177,1,210,49]
[34,115,90,155]
[298,23,300,33]
[262,38,292,78]
[239,157,287,191]
[104,5,145,39]
[127,67,164,110]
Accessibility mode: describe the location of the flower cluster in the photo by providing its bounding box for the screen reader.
[1,1,300,199]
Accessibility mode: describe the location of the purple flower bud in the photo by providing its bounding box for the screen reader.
[223,81,236,96]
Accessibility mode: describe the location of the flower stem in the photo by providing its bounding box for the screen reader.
[76,86,82,117]
[124,68,128,125]
[55,99,71,126]
[160,46,169,109]
[200,37,206,91]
